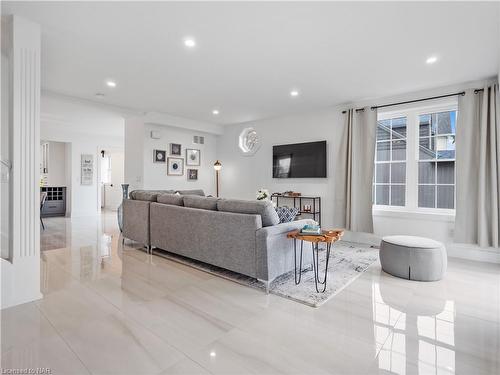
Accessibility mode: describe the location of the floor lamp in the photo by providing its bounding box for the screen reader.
[214,160,222,197]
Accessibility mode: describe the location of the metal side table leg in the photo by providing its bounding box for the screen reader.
[294,239,304,285]
[311,241,332,293]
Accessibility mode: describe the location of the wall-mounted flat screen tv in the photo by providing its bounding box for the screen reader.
[273,140,327,178]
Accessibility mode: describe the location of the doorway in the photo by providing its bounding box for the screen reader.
[99,149,124,211]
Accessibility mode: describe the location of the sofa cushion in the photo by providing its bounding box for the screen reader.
[275,206,299,223]
[157,193,184,206]
[176,189,205,196]
[129,190,175,201]
[217,199,280,227]
[183,195,218,210]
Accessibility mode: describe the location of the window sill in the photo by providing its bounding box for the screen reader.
[372,207,455,223]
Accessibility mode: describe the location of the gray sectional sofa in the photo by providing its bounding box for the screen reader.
[122,189,312,288]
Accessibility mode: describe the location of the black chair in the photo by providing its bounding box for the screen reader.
[40,191,47,230]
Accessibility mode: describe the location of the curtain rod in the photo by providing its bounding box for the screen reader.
[341,88,484,114]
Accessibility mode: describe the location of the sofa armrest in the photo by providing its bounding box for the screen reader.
[257,219,314,237]
[255,219,314,282]
[123,199,150,246]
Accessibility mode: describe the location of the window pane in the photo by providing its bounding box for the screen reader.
[376,141,390,161]
[377,120,391,141]
[437,111,456,134]
[437,161,454,184]
[436,135,455,159]
[419,137,435,160]
[419,162,435,184]
[391,117,407,139]
[391,162,406,183]
[430,114,439,135]
[437,186,454,209]
[391,185,405,206]
[376,163,390,183]
[419,114,431,137]
[392,140,406,161]
[419,185,435,208]
[376,185,389,205]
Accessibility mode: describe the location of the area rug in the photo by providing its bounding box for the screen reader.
[151,241,379,308]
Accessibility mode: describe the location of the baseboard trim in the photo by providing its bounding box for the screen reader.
[343,230,500,264]
[446,244,500,264]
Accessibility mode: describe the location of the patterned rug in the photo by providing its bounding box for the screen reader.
[151,241,379,308]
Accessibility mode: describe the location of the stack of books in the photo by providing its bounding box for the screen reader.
[300,224,321,235]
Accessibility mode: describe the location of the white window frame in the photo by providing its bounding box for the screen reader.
[373,98,457,216]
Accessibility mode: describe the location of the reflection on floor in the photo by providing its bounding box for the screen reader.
[2,211,500,374]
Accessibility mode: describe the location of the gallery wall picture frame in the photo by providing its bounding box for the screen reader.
[153,149,166,163]
[81,154,94,185]
[170,143,181,155]
[187,169,198,180]
[167,157,184,176]
[186,148,201,166]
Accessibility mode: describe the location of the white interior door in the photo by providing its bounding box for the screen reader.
[104,151,124,210]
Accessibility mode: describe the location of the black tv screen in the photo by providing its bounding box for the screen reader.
[273,141,327,178]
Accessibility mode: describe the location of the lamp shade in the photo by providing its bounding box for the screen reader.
[213,160,222,171]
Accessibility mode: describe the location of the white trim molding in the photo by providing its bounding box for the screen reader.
[1,15,42,309]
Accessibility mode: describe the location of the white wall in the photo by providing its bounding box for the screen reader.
[41,140,67,186]
[41,94,124,217]
[217,78,500,263]
[143,124,217,194]
[217,108,345,228]
[124,119,219,195]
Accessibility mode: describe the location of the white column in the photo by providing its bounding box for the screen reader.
[1,15,42,309]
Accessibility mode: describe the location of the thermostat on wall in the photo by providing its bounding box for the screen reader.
[150,131,162,139]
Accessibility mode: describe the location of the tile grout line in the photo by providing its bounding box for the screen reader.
[35,304,93,375]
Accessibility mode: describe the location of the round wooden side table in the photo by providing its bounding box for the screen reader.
[287,229,344,293]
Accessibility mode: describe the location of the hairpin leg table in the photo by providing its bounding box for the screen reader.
[287,229,344,293]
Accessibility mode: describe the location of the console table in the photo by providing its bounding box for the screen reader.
[271,194,321,225]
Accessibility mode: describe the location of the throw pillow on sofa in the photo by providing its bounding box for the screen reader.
[183,195,218,210]
[217,199,280,227]
[176,189,205,196]
[129,190,175,201]
[275,206,299,223]
[157,193,184,206]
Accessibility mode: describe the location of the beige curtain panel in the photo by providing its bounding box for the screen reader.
[343,108,377,233]
[455,84,500,248]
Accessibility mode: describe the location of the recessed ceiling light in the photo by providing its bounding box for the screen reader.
[210,351,216,358]
[426,56,438,65]
[290,90,299,97]
[106,80,117,88]
[212,109,219,115]
[95,93,105,98]
[184,38,196,48]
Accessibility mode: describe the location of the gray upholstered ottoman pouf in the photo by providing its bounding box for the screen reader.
[380,235,447,281]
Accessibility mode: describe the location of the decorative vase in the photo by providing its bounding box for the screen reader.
[117,183,129,232]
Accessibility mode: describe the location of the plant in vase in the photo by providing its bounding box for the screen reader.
[256,188,276,207]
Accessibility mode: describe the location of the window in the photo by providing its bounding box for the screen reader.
[418,111,456,209]
[374,117,407,206]
[373,101,457,213]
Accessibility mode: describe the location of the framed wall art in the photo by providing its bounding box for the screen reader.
[187,169,198,180]
[153,149,166,163]
[167,157,184,176]
[170,143,181,155]
[186,148,200,166]
[81,154,94,185]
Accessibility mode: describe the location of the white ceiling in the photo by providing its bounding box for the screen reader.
[3,1,499,125]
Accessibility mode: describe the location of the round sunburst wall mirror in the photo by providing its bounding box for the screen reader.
[238,127,261,156]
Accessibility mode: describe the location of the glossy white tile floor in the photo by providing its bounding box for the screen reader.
[2,211,500,375]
